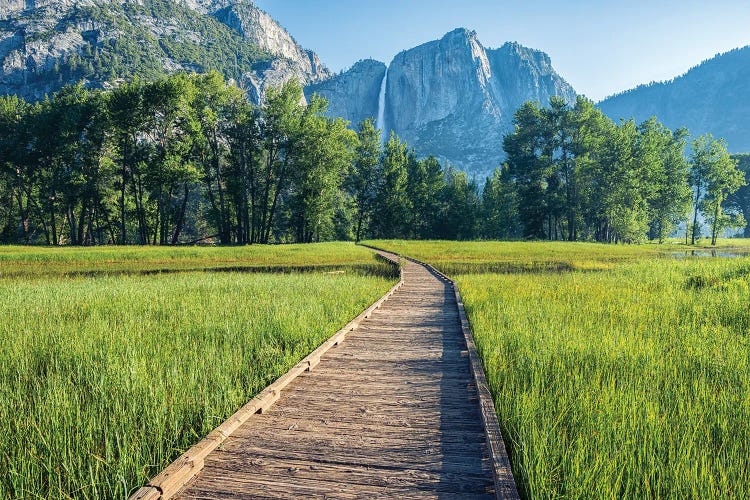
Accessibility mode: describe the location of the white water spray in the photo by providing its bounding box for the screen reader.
[376,67,388,143]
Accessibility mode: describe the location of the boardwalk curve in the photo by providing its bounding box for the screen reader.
[132,251,518,499]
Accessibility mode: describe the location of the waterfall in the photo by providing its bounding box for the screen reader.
[376,67,388,142]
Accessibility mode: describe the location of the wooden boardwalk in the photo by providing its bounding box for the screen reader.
[141,252,517,499]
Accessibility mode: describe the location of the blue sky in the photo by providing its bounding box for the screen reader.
[253,0,750,101]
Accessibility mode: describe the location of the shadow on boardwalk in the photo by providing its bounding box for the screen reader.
[174,257,500,499]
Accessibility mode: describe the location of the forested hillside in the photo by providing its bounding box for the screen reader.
[598,46,750,153]
[0,0,329,101]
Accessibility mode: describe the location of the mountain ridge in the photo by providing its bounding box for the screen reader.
[307,28,577,175]
[0,0,329,101]
[598,45,750,152]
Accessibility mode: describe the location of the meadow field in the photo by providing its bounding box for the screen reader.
[0,242,393,277]
[369,240,750,498]
[0,243,396,499]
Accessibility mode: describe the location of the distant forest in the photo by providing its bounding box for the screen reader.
[0,72,748,245]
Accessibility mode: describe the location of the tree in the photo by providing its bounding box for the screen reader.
[690,135,747,245]
[638,121,691,243]
[142,73,199,245]
[192,71,247,244]
[0,95,30,241]
[106,79,148,244]
[253,79,306,243]
[482,165,518,239]
[288,95,355,243]
[598,120,649,243]
[347,118,382,242]
[225,93,259,245]
[406,154,446,239]
[438,167,480,240]
[568,97,611,242]
[726,154,750,238]
[371,132,411,238]
[504,101,553,239]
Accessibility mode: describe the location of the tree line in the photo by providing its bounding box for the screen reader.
[0,72,488,245]
[0,73,747,245]
[501,97,747,244]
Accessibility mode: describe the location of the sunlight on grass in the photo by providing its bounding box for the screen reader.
[373,240,750,498]
[0,244,395,499]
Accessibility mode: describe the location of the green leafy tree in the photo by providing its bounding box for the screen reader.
[636,120,692,243]
[371,132,411,238]
[254,79,306,243]
[347,118,382,242]
[690,135,746,245]
[438,167,480,240]
[0,95,31,241]
[726,154,750,238]
[406,154,446,239]
[142,74,200,244]
[504,101,553,239]
[482,165,518,239]
[106,79,148,244]
[288,95,355,242]
[599,120,649,243]
[192,71,247,244]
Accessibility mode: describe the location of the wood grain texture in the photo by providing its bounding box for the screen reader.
[172,252,516,499]
[138,249,517,499]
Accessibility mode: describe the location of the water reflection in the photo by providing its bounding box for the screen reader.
[671,250,750,258]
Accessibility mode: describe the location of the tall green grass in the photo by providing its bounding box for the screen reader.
[459,260,750,497]
[367,239,750,274]
[0,270,393,499]
[373,240,750,498]
[0,242,387,277]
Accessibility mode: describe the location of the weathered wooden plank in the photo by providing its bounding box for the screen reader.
[264,409,487,433]
[197,456,495,494]
[205,445,493,477]
[184,471,494,500]
[228,415,489,443]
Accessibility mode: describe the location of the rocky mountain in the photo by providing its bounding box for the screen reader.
[0,0,330,101]
[307,29,577,175]
[304,59,386,127]
[598,46,750,153]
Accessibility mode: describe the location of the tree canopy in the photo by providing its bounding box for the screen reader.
[0,78,744,246]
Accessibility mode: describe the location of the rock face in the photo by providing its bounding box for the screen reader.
[0,0,329,101]
[304,59,386,127]
[307,29,576,175]
[598,46,750,153]
[214,1,330,100]
[387,29,576,174]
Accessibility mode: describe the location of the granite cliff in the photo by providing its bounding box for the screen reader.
[304,59,386,128]
[307,29,577,174]
[0,0,329,101]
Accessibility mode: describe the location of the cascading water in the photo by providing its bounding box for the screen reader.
[376,67,388,143]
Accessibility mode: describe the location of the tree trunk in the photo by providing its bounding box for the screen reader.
[711,198,720,246]
[77,200,87,245]
[171,183,189,245]
[355,209,364,243]
[691,187,701,245]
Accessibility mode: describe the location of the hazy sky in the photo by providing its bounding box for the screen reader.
[253,0,750,101]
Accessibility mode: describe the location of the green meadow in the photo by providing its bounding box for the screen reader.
[0,244,395,499]
[0,242,391,277]
[371,240,750,498]
[4,239,750,498]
